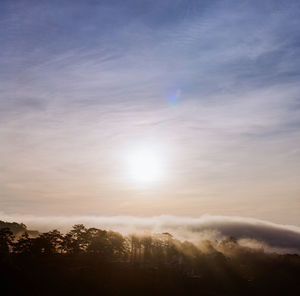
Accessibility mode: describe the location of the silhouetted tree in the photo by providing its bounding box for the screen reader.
[107,230,127,260]
[12,232,33,254]
[87,229,127,260]
[129,234,141,263]
[62,224,89,253]
[29,230,64,255]
[141,235,153,263]
[87,229,109,257]
[0,227,14,256]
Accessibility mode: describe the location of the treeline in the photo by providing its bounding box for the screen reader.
[1,224,180,263]
[1,222,300,296]
[1,225,127,259]
[0,222,240,261]
[0,220,38,237]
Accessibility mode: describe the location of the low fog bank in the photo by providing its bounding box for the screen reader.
[1,213,300,254]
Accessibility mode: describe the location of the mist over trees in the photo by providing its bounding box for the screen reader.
[1,221,300,296]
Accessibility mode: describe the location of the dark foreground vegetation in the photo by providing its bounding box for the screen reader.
[1,221,300,296]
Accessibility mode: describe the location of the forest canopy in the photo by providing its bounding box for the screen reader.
[1,220,300,295]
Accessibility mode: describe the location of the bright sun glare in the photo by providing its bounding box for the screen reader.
[126,147,164,184]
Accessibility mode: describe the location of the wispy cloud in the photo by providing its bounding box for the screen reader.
[0,1,300,222]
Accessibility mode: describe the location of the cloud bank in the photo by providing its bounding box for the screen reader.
[1,214,300,254]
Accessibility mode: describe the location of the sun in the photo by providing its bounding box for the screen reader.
[126,147,164,184]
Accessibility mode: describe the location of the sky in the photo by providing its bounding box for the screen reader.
[1,0,300,226]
